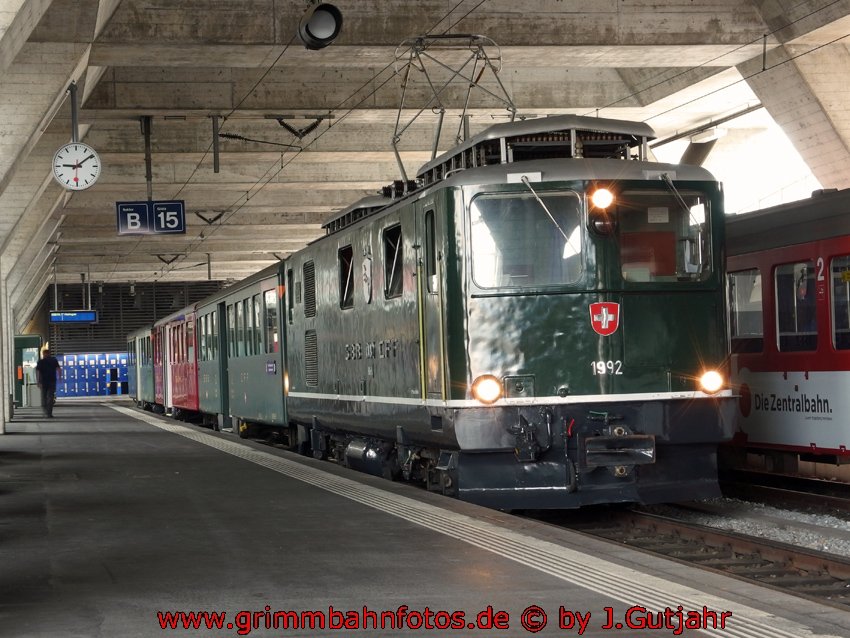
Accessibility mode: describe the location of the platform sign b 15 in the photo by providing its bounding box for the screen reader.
[116,200,185,235]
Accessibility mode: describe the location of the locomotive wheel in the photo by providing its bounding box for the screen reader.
[381,451,401,481]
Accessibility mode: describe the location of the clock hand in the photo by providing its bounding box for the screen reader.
[78,154,96,165]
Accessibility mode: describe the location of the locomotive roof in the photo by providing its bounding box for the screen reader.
[417,114,656,178]
[321,194,392,236]
[437,156,718,188]
[726,188,850,256]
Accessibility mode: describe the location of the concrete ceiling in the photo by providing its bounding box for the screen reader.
[2,0,850,330]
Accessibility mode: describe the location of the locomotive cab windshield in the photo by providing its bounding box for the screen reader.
[470,190,584,289]
[615,188,711,283]
[469,183,713,290]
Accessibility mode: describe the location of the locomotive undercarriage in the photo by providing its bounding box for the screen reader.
[453,398,735,509]
[301,425,459,497]
[290,395,735,510]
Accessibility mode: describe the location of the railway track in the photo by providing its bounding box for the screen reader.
[543,508,850,610]
[720,469,850,515]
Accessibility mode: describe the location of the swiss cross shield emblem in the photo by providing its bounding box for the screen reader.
[589,302,620,336]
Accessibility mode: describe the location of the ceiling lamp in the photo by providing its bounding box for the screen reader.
[298,3,342,50]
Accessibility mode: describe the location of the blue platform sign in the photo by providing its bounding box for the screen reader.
[116,202,151,235]
[49,310,99,324]
[116,200,185,235]
[152,200,186,233]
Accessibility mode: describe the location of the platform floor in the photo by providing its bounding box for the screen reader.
[1,401,848,637]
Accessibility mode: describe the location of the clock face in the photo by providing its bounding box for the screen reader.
[52,143,101,190]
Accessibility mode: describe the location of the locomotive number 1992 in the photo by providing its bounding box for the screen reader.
[591,360,623,375]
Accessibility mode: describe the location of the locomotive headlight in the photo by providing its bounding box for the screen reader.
[699,370,724,394]
[472,375,502,405]
[591,188,614,209]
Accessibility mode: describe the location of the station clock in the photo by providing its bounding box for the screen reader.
[52,142,101,190]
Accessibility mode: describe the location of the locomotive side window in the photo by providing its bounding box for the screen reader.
[775,261,817,352]
[729,269,763,353]
[287,268,295,324]
[338,245,354,309]
[619,190,710,282]
[831,255,850,349]
[425,210,437,293]
[469,191,582,288]
[383,224,403,298]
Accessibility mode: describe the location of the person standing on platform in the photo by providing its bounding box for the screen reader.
[35,349,62,418]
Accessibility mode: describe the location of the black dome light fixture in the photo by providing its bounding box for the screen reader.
[298,3,343,50]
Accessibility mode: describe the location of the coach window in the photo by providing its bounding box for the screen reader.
[383,224,403,298]
[227,305,235,357]
[187,321,194,363]
[205,315,212,361]
[205,316,211,362]
[246,299,256,356]
[235,302,244,357]
[729,270,763,353]
[831,256,850,349]
[205,314,212,361]
[264,289,278,353]
[209,314,214,360]
[339,245,354,309]
[210,311,218,361]
[776,261,817,352]
[247,299,255,356]
[253,294,262,354]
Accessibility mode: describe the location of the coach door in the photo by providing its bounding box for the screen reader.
[416,202,447,400]
[164,322,175,411]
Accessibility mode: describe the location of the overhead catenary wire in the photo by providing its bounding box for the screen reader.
[584,0,847,118]
[152,0,489,280]
[153,0,846,280]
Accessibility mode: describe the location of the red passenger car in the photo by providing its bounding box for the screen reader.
[153,306,200,415]
[727,189,850,472]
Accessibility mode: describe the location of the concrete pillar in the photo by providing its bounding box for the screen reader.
[0,256,8,433]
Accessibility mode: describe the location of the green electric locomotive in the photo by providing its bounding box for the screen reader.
[280,114,736,509]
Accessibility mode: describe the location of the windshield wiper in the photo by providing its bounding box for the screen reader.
[660,173,700,226]
[660,172,704,275]
[520,176,581,256]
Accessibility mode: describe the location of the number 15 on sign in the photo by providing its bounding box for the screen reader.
[152,201,185,233]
